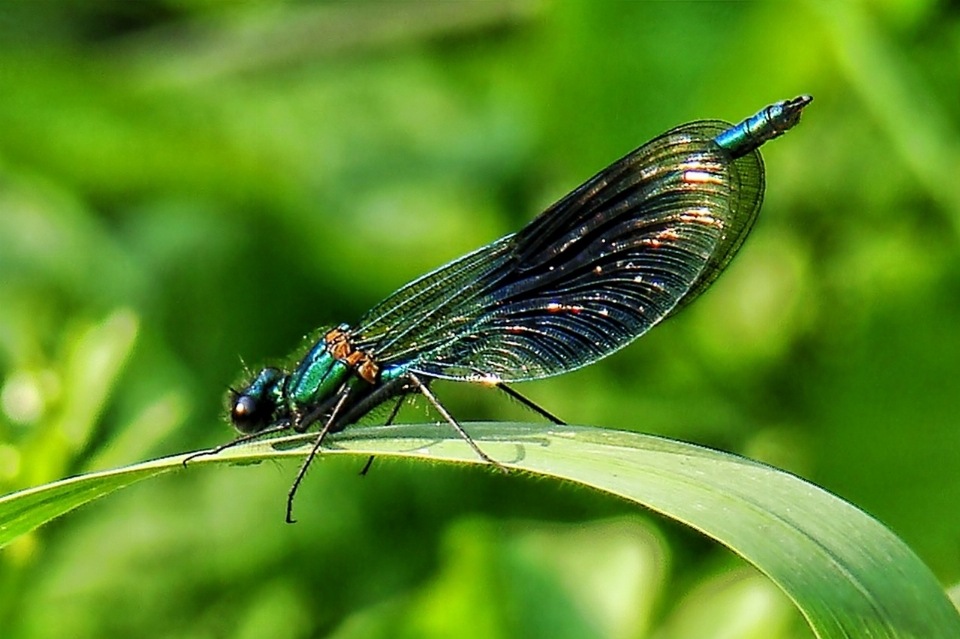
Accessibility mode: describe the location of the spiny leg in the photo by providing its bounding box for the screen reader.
[333,375,411,426]
[286,387,351,524]
[383,394,406,427]
[182,423,291,467]
[293,390,349,434]
[359,455,375,476]
[494,383,566,425]
[406,373,505,470]
[360,394,406,477]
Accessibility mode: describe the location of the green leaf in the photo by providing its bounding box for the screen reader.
[1,422,956,638]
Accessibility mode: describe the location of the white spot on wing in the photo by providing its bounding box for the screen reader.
[683,170,723,185]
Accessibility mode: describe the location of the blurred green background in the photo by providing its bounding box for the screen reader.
[2,0,960,637]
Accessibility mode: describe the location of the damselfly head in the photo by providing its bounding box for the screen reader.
[229,367,285,434]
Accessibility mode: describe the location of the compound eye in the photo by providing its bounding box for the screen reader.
[231,394,264,434]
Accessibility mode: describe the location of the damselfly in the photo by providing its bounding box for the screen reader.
[210,96,811,522]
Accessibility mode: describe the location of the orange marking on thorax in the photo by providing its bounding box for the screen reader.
[324,327,380,383]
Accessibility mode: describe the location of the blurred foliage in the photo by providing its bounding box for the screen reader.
[1,0,959,637]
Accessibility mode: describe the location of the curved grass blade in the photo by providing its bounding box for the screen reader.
[0,422,956,638]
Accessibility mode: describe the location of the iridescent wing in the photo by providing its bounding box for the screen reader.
[353,120,764,382]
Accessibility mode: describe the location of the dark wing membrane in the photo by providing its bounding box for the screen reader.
[354,120,764,382]
[353,236,516,361]
[669,128,764,315]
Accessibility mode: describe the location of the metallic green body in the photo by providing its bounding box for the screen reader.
[285,343,350,409]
